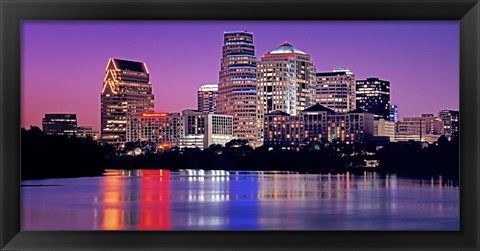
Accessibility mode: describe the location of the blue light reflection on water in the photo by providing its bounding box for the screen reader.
[21,170,459,230]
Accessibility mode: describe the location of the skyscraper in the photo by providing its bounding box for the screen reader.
[101,58,154,146]
[197,84,218,114]
[217,31,259,147]
[356,77,390,120]
[256,42,316,146]
[316,68,356,113]
[42,114,77,136]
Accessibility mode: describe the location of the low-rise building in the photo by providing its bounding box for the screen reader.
[263,104,374,147]
[373,119,396,142]
[126,110,233,150]
[77,126,100,140]
[395,114,444,144]
[42,114,77,136]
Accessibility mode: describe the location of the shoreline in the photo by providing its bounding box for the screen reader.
[21,167,459,181]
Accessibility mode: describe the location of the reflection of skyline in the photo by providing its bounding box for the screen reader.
[22,170,458,230]
[139,170,170,230]
[99,170,170,230]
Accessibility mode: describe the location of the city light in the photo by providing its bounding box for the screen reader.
[142,113,168,117]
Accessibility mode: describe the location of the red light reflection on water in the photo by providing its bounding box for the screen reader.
[100,169,171,230]
[139,170,171,230]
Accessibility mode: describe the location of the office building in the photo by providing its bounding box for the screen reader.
[373,119,396,142]
[264,111,304,147]
[438,109,459,139]
[42,114,77,136]
[179,110,234,150]
[301,104,335,142]
[77,126,100,140]
[126,112,181,146]
[126,110,234,150]
[395,114,444,143]
[217,31,259,147]
[100,58,155,146]
[197,84,218,113]
[327,109,375,143]
[389,105,398,122]
[257,42,317,146]
[263,104,374,147]
[356,77,390,120]
[204,113,234,148]
[316,68,356,113]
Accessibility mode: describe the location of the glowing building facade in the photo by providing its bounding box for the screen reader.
[395,114,444,143]
[179,110,234,150]
[373,119,396,142]
[218,31,259,147]
[204,113,234,148]
[263,104,374,147]
[316,68,356,113]
[197,84,218,114]
[257,42,317,146]
[356,77,390,120]
[100,58,154,145]
[126,112,181,146]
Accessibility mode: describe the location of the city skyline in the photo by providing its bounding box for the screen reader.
[22,21,459,130]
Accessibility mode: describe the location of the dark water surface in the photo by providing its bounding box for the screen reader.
[21,170,459,230]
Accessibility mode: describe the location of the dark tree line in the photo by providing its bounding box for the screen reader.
[22,126,459,180]
[376,135,459,178]
[21,126,116,180]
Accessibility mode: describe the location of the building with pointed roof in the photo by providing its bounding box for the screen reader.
[101,58,154,146]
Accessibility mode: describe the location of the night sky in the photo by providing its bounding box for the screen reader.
[22,21,459,130]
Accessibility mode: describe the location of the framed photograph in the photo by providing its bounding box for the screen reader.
[1,0,479,250]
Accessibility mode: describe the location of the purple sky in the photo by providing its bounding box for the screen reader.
[22,21,459,130]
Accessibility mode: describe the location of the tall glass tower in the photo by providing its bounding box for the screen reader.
[101,58,155,146]
[218,31,259,147]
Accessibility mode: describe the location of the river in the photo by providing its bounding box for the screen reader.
[21,170,459,230]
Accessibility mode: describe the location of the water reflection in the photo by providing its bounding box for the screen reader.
[21,170,459,230]
[98,170,170,230]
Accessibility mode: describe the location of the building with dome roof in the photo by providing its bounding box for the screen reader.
[256,42,317,146]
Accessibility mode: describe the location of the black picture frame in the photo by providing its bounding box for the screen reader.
[1,0,479,250]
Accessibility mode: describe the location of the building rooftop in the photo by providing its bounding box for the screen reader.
[268,42,306,55]
[347,108,367,114]
[224,30,253,35]
[112,58,148,73]
[266,110,291,116]
[316,68,354,76]
[302,104,335,114]
[198,84,218,92]
[316,71,349,77]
